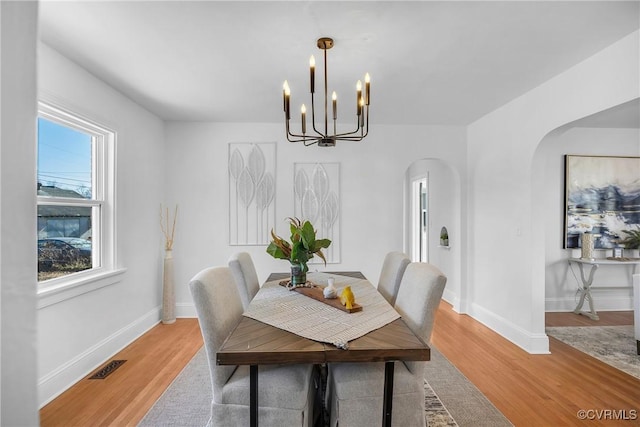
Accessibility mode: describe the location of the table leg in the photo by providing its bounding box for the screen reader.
[250,365,258,427]
[382,361,394,427]
[573,262,599,320]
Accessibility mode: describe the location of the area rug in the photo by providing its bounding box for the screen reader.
[546,325,640,380]
[139,346,511,427]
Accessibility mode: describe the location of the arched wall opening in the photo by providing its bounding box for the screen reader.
[403,158,463,311]
[532,98,640,344]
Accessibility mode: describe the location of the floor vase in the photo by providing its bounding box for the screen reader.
[162,249,176,324]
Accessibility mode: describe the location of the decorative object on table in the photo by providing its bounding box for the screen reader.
[612,246,623,258]
[228,142,276,245]
[580,232,595,260]
[282,37,371,147]
[294,162,341,263]
[277,281,362,313]
[266,217,331,286]
[340,285,355,310]
[160,204,178,324]
[323,277,337,299]
[618,227,640,258]
[564,155,640,249]
[440,227,449,247]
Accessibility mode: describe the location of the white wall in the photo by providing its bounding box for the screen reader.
[541,127,640,311]
[163,122,466,317]
[37,44,166,406]
[0,2,39,424]
[468,31,639,354]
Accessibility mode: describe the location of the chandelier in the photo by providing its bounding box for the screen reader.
[282,37,370,147]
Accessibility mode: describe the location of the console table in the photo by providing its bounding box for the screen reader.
[568,258,640,320]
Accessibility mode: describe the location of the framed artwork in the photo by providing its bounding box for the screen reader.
[564,155,640,249]
[294,162,341,263]
[228,142,276,245]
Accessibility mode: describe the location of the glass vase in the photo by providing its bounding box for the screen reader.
[290,264,307,286]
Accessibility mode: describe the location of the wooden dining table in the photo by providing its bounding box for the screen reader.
[216,272,431,427]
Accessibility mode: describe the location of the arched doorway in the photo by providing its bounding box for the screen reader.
[404,158,464,312]
[532,98,639,342]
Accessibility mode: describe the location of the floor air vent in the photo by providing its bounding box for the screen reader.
[89,360,126,380]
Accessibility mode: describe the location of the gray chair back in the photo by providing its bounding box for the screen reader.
[228,252,260,310]
[377,251,411,305]
[189,266,243,399]
[394,262,447,345]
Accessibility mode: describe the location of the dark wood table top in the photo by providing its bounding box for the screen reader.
[217,272,430,366]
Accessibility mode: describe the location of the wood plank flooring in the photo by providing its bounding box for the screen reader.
[39,319,203,427]
[432,304,639,427]
[40,305,639,426]
[545,310,633,327]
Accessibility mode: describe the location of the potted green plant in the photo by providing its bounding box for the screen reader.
[619,227,640,257]
[266,217,331,285]
[440,227,449,247]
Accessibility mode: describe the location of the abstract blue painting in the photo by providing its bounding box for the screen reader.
[564,155,640,249]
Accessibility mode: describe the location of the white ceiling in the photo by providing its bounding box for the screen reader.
[39,1,640,126]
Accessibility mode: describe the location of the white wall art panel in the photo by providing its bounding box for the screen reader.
[229,142,276,245]
[294,163,340,263]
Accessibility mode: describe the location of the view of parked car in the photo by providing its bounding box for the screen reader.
[38,238,92,272]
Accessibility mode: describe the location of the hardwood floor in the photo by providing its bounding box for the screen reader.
[40,319,203,427]
[545,310,633,327]
[432,304,639,426]
[40,305,639,427]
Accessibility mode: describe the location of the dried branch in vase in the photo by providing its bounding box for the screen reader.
[160,204,178,251]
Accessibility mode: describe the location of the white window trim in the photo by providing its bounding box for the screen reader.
[37,101,121,305]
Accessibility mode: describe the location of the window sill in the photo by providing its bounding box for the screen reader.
[37,267,127,309]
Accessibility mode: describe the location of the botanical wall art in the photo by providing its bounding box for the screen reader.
[229,142,276,245]
[564,155,640,249]
[294,163,340,263]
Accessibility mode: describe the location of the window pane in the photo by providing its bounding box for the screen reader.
[38,205,93,281]
[37,117,92,199]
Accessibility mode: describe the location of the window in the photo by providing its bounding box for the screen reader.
[37,102,116,289]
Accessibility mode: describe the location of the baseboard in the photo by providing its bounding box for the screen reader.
[467,302,550,354]
[545,295,633,312]
[176,301,196,318]
[38,307,161,407]
[442,289,461,313]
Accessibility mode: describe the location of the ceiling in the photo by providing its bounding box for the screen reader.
[38,1,639,126]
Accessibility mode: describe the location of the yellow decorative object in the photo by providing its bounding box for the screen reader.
[340,286,355,310]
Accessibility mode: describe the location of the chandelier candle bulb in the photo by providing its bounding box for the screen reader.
[282,81,287,112]
[365,73,370,105]
[332,91,337,120]
[356,80,362,115]
[310,56,315,93]
[301,104,306,134]
[283,81,291,120]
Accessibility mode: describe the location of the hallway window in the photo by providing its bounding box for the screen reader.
[37,102,115,286]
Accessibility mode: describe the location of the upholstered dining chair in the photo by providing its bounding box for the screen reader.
[326,262,447,427]
[228,252,260,310]
[189,266,318,427]
[377,251,411,305]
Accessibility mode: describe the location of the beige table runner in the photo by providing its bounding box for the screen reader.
[243,272,400,348]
